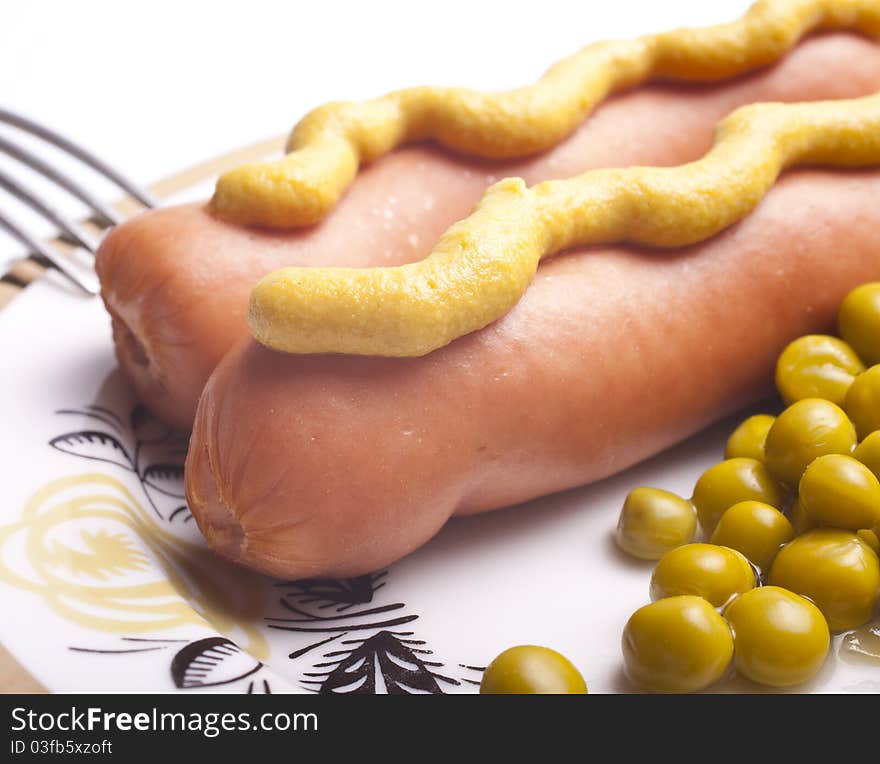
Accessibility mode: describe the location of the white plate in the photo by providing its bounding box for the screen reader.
[1,203,879,696]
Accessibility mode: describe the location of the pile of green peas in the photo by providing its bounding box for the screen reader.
[478,283,880,694]
[615,282,880,693]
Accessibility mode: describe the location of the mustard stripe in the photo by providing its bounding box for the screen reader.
[211,0,880,228]
[248,92,880,356]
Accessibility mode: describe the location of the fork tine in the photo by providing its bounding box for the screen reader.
[0,167,100,252]
[0,209,99,294]
[0,107,158,209]
[0,134,123,227]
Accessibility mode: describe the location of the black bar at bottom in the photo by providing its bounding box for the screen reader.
[0,693,874,756]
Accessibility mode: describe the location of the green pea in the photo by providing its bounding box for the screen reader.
[838,282,880,366]
[710,501,793,570]
[799,453,880,531]
[853,430,880,480]
[622,596,733,693]
[691,458,787,532]
[725,414,775,461]
[844,365,880,440]
[763,399,856,486]
[724,586,829,688]
[775,335,864,406]
[616,488,696,560]
[768,529,880,632]
[480,645,587,694]
[650,543,756,607]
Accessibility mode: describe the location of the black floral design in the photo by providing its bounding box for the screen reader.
[170,637,266,691]
[306,631,454,694]
[274,571,387,609]
[274,574,482,693]
[48,395,484,694]
[49,399,275,693]
[68,637,274,694]
[50,403,190,523]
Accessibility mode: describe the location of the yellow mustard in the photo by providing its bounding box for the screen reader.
[211,0,880,229]
[249,92,880,356]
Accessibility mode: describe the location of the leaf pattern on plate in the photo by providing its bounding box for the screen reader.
[171,637,262,689]
[168,505,193,523]
[49,430,134,470]
[316,631,442,694]
[66,637,276,693]
[40,396,480,694]
[277,571,386,609]
[142,463,185,498]
[50,404,192,523]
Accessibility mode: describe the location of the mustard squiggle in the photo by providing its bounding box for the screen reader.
[210,0,880,228]
[248,92,880,356]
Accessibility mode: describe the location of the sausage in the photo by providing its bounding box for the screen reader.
[96,33,880,429]
[185,168,880,579]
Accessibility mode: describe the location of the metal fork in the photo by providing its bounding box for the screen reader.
[0,107,158,295]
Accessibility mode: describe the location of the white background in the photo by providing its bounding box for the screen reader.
[0,0,749,258]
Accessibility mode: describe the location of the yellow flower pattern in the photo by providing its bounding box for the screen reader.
[0,473,269,660]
